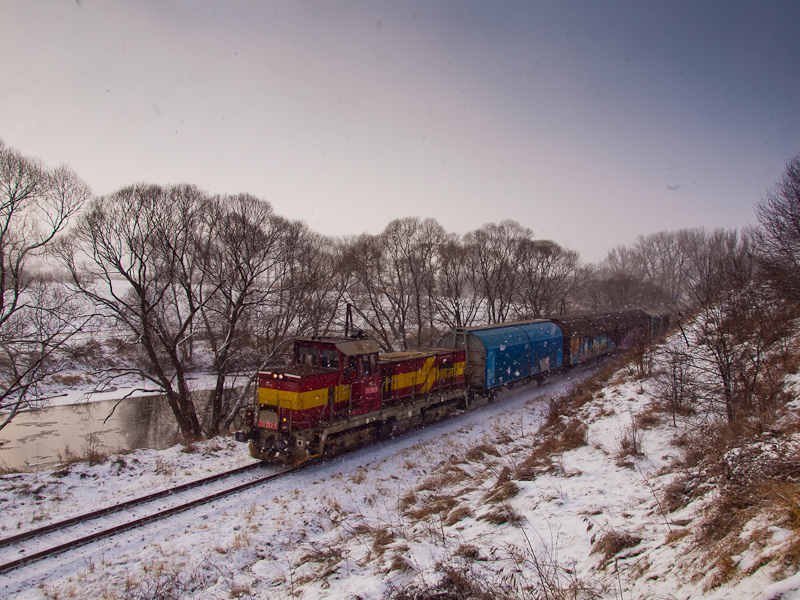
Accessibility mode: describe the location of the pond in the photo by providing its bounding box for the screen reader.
[0,393,243,471]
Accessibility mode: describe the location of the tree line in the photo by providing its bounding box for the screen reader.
[2,137,799,438]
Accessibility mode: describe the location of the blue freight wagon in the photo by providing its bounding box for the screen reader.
[438,320,563,390]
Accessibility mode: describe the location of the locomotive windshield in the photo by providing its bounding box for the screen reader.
[320,348,339,368]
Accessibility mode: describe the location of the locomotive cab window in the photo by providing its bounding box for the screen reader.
[345,355,360,379]
[361,353,377,376]
[320,348,339,369]
[296,346,319,366]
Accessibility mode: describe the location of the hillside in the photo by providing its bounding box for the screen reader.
[2,320,800,599]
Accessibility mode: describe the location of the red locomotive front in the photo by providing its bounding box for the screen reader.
[247,337,381,463]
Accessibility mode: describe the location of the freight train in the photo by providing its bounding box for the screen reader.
[236,309,670,464]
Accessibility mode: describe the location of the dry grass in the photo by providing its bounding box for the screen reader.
[444,505,474,526]
[118,559,196,600]
[49,373,85,386]
[180,441,199,454]
[349,468,368,484]
[483,480,520,504]
[478,503,524,526]
[515,418,588,480]
[415,465,470,492]
[493,428,514,446]
[406,496,459,522]
[665,528,691,544]
[371,525,396,557]
[453,544,481,560]
[670,413,800,582]
[481,466,520,504]
[661,474,693,513]
[181,438,226,456]
[297,541,346,575]
[561,419,589,448]
[54,435,110,468]
[688,432,800,554]
[342,522,397,561]
[635,405,663,429]
[464,442,501,462]
[388,559,508,600]
[387,552,415,574]
[591,528,642,569]
[703,551,737,591]
[399,490,417,512]
[153,457,175,476]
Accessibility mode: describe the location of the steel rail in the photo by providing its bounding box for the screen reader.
[0,462,264,550]
[0,463,303,575]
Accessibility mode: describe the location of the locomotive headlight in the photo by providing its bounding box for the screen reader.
[272,373,278,379]
[278,374,284,380]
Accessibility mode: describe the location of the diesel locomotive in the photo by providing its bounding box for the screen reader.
[236,308,669,464]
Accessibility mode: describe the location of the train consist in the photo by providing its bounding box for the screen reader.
[236,309,670,464]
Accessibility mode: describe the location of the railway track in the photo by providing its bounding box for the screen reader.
[0,461,302,575]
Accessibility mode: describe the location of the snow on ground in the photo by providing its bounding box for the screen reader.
[1,360,799,599]
[0,436,260,534]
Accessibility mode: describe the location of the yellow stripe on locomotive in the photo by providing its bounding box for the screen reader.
[381,349,466,400]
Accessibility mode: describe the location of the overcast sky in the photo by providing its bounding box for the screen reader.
[2,1,799,262]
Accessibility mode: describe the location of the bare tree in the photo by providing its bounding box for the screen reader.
[635,230,693,304]
[281,229,347,338]
[465,220,531,324]
[0,140,90,430]
[432,236,483,329]
[381,217,446,346]
[755,153,800,299]
[58,184,213,439]
[680,230,759,423]
[196,194,292,434]
[579,271,666,312]
[341,233,408,350]
[515,239,579,318]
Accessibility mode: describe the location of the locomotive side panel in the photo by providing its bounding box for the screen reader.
[380,348,466,401]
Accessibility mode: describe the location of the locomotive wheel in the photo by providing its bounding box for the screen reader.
[376,421,392,439]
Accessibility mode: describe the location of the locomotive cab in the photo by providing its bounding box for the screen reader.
[248,336,381,464]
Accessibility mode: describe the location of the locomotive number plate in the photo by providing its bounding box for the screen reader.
[258,420,278,429]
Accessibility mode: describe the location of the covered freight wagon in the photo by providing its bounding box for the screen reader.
[550,310,651,366]
[439,320,563,390]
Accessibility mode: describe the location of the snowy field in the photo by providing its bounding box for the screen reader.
[1,359,799,599]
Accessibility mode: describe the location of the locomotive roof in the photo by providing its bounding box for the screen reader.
[294,337,381,356]
[380,347,460,364]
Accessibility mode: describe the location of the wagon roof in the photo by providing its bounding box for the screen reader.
[550,309,649,336]
[451,318,550,333]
